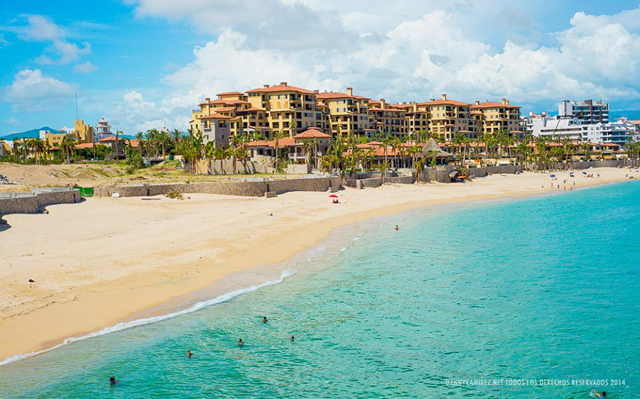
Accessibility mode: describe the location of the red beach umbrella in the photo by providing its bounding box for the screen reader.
[329,194,338,198]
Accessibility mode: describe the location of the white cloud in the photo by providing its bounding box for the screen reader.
[107,3,640,131]
[2,69,76,112]
[73,60,97,74]
[5,117,20,127]
[106,90,190,133]
[12,15,91,64]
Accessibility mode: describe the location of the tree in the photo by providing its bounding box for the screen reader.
[273,129,285,172]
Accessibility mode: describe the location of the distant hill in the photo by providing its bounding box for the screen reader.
[1,127,62,141]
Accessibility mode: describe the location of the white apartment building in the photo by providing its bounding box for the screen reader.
[528,115,637,146]
[559,99,609,124]
[527,116,584,140]
[581,119,637,146]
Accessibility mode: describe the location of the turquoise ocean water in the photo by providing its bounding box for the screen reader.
[1,181,639,398]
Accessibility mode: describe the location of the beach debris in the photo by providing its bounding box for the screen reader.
[165,191,184,200]
[112,192,121,198]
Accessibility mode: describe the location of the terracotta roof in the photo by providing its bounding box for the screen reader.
[370,107,404,112]
[418,99,469,106]
[245,137,297,148]
[98,136,125,142]
[208,106,236,112]
[74,143,95,149]
[199,99,248,106]
[354,96,371,101]
[470,101,521,109]
[294,129,331,139]
[246,84,315,94]
[199,113,232,120]
[238,107,266,112]
[216,91,244,96]
[317,92,353,100]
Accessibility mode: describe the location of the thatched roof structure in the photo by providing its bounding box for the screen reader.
[421,138,452,158]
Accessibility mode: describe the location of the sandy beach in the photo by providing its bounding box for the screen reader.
[0,168,636,363]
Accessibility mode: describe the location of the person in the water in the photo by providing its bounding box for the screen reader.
[290,335,295,342]
[395,225,399,231]
[238,338,243,346]
[109,376,118,385]
[592,389,607,398]
[186,350,192,358]
[263,316,268,324]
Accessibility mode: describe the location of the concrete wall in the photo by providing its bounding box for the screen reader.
[93,176,341,198]
[0,188,80,217]
[287,164,311,174]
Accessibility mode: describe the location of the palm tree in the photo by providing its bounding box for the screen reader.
[273,129,285,172]
[205,141,216,174]
[136,132,145,158]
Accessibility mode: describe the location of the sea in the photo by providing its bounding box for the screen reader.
[1,181,639,398]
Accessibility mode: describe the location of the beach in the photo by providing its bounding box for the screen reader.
[0,167,635,363]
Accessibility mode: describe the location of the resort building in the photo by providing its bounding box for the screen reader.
[369,99,408,137]
[317,88,371,136]
[470,99,522,137]
[559,99,609,124]
[73,120,94,143]
[95,118,113,141]
[246,82,322,136]
[581,120,637,146]
[417,94,474,141]
[528,116,585,141]
[191,93,249,137]
[397,102,430,135]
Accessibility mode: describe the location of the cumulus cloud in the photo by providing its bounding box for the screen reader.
[9,15,91,64]
[105,91,190,133]
[108,3,640,132]
[73,60,98,74]
[2,69,76,112]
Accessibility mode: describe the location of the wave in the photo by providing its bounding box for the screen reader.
[0,268,297,367]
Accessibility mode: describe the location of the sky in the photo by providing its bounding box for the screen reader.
[1,0,640,135]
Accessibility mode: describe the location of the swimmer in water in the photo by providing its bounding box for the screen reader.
[109,376,118,385]
[592,389,607,398]
[263,316,268,324]
[238,338,243,347]
[290,335,295,342]
[395,225,399,231]
[186,350,192,358]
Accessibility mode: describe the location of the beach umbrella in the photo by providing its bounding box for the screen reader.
[582,171,587,175]
[329,194,338,198]
[550,174,556,178]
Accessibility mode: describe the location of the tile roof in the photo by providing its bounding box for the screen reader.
[246,84,315,94]
[293,129,332,139]
[418,99,469,106]
[216,91,244,96]
[199,113,232,120]
[470,101,521,109]
[317,92,353,99]
[246,137,297,148]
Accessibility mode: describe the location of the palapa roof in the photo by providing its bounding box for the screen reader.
[421,138,452,158]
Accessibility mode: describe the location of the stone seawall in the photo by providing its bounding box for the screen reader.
[93,177,341,198]
[0,188,81,217]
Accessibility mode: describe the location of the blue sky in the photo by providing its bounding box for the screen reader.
[1,0,640,135]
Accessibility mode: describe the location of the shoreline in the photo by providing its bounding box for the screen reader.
[0,168,637,365]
